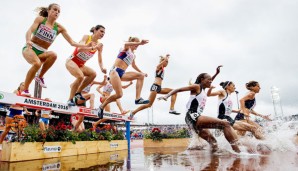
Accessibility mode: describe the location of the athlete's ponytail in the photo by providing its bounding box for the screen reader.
[195,73,207,84]
[220,81,232,89]
[90,25,105,33]
[36,3,59,17]
[245,81,258,90]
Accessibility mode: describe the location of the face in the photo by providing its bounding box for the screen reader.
[19,82,25,90]
[161,59,169,67]
[251,83,261,93]
[201,74,212,88]
[94,28,105,39]
[48,4,60,19]
[226,83,236,93]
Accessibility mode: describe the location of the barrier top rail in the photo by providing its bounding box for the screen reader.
[0,91,132,122]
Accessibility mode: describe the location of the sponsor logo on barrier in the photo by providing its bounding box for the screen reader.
[110,153,119,160]
[0,93,4,100]
[110,143,119,148]
[23,98,68,110]
[42,162,61,171]
[43,146,62,153]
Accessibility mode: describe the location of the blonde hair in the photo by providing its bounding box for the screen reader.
[159,56,166,63]
[128,36,140,42]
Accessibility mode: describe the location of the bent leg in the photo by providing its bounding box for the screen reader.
[122,71,145,100]
[132,91,157,115]
[197,115,240,152]
[38,51,57,78]
[233,121,264,140]
[66,60,85,100]
[77,66,97,92]
[101,71,123,108]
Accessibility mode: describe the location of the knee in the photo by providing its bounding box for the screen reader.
[137,73,145,80]
[76,75,84,83]
[90,71,96,79]
[48,52,58,61]
[115,92,123,99]
[32,60,42,68]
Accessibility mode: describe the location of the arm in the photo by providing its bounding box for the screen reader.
[96,85,104,95]
[156,55,169,70]
[35,110,40,117]
[158,84,199,101]
[124,39,149,50]
[97,43,107,74]
[23,107,31,115]
[239,92,255,117]
[211,65,223,81]
[25,16,44,48]
[122,81,133,89]
[251,110,272,121]
[207,86,224,97]
[58,24,93,48]
[131,59,147,77]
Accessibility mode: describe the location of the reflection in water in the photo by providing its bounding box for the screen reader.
[1,143,297,170]
[0,150,127,171]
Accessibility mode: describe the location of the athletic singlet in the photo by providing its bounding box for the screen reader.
[245,98,256,111]
[218,92,233,116]
[186,86,207,114]
[71,35,97,67]
[103,83,113,93]
[41,110,50,117]
[33,18,58,44]
[82,84,92,93]
[155,67,164,80]
[117,48,135,66]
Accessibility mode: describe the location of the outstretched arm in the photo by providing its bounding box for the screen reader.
[251,110,272,121]
[96,43,106,74]
[156,55,169,70]
[59,24,92,48]
[158,84,199,101]
[207,86,224,97]
[211,65,223,81]
[124,39,149,50]
[132,59,147,77]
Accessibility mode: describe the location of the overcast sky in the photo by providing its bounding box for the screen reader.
[0,0,297,124]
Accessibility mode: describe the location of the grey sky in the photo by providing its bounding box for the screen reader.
[0,0,297,124]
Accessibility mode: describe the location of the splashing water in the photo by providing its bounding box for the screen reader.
[187,119,298,154]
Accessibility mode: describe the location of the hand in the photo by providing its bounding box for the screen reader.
[129,81,133,85]
[262,114,272,121]
[157,96,167,101]
[26,40,33,49]
[142,73,148,77]
[215,65,223,75]
[140,39,149,45]
[96,43,103,49]
[104,75,108,79]
[101,68,107,74]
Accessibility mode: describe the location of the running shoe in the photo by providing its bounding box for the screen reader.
[75,92,86,101]
[34,76,47,88]
[21,90,31,97]
[67,99,76,106]
[128,111,134,120]
[135,97,149,104]
[169,110,181,115]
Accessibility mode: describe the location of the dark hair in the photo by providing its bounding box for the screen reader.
[246,81,258,90]
[36,3,59,17]
[220,81,233,89]
[195,73,207,84]
[90,25,105,33]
